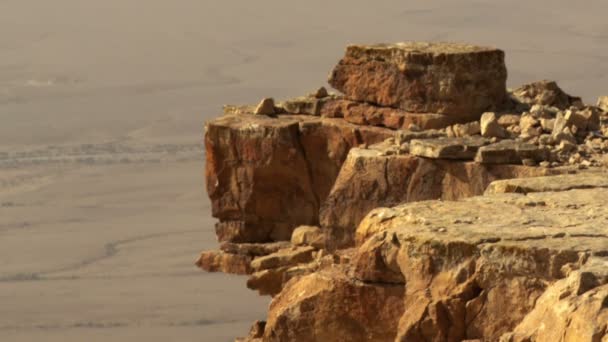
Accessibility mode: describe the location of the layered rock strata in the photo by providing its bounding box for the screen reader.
[328,42,508,120]
[197,42,608,341]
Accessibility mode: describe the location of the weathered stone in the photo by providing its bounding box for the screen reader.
[291,225,325,249]
[235,320,266,342]
[485,171,608,194]
[501,269,608,342]
[220,241,291,257]
[354,188,608,341]
[314,86,329,99]
[481,112,507,138]
[195,250,252,275]
[597,96,608,112]
[539,117,555,132]
[215,221,273,243]
[250,246,316,272]
[511,80,582,110]
[263,268,405,342]
[319,98,457,130]
[328,42,507,120]
[223,104,255,115]
[519,114,539,133]
[280,96,337,115]
[255,98,276,115]
[451,121,481,137]
[206,114,393,242]
[410,136,491,160]
[475,140,549,164]
[558,140,577,153]
[497,114,520,127]
[395,129,447,143]
[320,145,556,248]
[247,267,289,296]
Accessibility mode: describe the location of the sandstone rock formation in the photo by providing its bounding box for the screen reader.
[328,42,508,120]
[197,41,608,341]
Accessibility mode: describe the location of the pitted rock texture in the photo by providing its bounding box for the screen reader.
[328,42,507,120]
[205,114,393,242]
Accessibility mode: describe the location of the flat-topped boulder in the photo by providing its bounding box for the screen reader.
[328,42,507,120]
[409,136,491,160]
[475,139,550,164]
[485,171,608,194]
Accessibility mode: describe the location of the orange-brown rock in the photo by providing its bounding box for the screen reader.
[205,114,393,242]
[195,250,252,275]
[262,267,405,342]
[319,98,458,129]
[351,186,608,341]
[235,320,266,342]
[246,247,338,297]
[320,142,560,248]
[220,241,291,257]
[290,225,325,249]
[511,80,583,110]
[328,42,507,120]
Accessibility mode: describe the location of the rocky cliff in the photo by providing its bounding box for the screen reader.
[197,42,608,341]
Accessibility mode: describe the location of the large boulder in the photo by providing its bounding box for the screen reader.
[328,42,507,120]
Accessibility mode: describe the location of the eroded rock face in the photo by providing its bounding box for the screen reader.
[328,42,507,120]
[352,187,608,341]
[199,42,608,342]
[205,114,393,242]
[320,143,558,248]
[263,268,405,342]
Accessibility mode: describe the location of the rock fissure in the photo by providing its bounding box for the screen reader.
[198,42,608,341]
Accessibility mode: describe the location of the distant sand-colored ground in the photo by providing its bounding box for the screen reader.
[1,0,607,341]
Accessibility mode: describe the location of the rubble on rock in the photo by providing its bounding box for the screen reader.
[197,42,608,341]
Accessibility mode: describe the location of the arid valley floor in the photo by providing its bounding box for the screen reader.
[2,1,608,341]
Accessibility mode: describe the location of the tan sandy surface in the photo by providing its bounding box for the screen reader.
[1,0,607,341]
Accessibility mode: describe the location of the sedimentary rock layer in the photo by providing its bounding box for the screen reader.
[320,143,561,248]
[205,114,393,242]
[328,42,507,120]
[263,185,608,341]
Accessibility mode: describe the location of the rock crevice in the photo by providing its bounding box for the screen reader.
[197,42,608,341]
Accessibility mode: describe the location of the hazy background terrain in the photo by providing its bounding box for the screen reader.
[1,1,607,341]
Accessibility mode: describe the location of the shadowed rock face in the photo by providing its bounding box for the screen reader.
[205,114,393,242]
[328,42,508,120]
